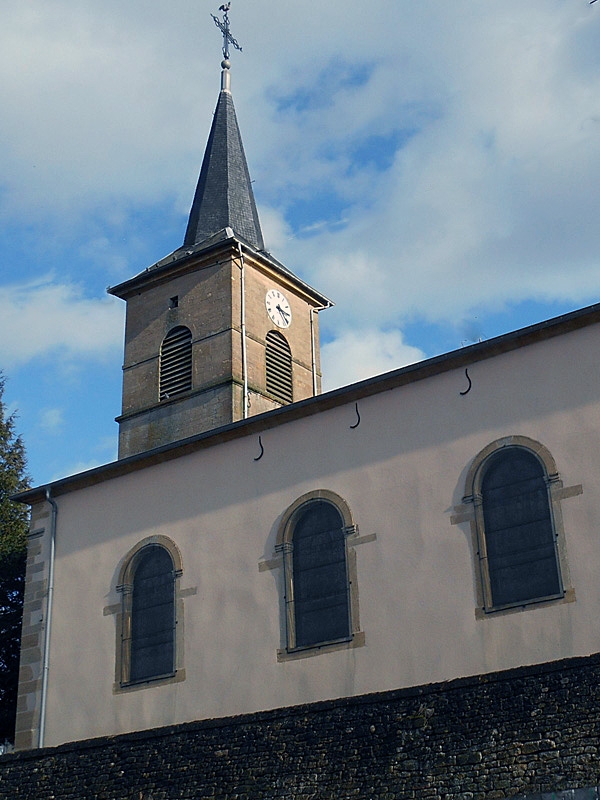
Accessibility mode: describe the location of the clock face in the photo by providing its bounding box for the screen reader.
[265,289,292,329]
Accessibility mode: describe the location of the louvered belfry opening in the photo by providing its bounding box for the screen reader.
[160,326,192,401]
[265,330,293,404]
[482,448,562,608]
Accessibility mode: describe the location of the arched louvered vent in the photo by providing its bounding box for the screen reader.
[266,330,293,404]
[159,326,192,401]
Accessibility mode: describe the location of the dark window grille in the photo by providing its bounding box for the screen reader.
[160,326,192,401]
[130,546,175,682]
[482,448,562,608]
[266,331,293,404]
[293,502,350,648]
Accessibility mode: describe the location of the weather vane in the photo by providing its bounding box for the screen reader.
[212,3,243,61]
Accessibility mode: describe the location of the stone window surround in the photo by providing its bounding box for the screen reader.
[266,489,374,662]
[452,435,581,618]
[106,535,188,692]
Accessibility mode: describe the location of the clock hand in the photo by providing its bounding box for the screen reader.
[276,304,290,322]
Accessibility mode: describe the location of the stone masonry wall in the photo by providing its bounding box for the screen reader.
[2,653,600,800]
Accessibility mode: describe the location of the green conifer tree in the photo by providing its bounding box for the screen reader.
[0,375,29,744]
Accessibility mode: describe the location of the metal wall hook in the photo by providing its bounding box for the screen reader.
[254,435,264,461]
[350,402,361,429]
[460,368,472,396]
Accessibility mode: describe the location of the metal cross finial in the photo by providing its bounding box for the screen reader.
[212,3,243,60]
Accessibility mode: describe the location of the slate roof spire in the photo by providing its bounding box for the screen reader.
[183,50,265,251]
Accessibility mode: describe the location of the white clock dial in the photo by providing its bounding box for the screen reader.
[265,289,292,329]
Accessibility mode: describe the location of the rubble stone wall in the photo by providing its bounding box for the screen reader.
[2,653,600,800]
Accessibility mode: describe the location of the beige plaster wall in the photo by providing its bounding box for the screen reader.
[37,322,600,747]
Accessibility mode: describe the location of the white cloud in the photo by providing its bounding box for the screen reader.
[1,1,600,388]
[0,2,214,215]
[46,433,119,483]
[321,329,425,392]
[52,458,107,482]
[256,206,293,255]
[0,0,598,486]
[40,408,64,433]
[0,278,123,368]
[93,435,119,461]
[254,1,600,333]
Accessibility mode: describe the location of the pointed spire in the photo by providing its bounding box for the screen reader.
[184,28,264,251]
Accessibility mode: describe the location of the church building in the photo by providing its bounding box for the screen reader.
[10,14,600,794]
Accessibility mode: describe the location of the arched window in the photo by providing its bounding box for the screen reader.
[265,330,293,404]
[130,546,176,682]
[274,491,369,656]
[481,448,561,609]
[455,436,579,615]
[118,543,177,685]
[159,326,192,401]
[292,501,350,648]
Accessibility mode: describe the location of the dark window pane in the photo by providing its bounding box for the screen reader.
[130,546,175,682]
[293,502,350,648]
[482,449,561,608]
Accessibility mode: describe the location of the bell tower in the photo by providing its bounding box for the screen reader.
[109,7,331,459]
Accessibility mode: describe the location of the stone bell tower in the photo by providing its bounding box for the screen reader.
[109,11,332,459]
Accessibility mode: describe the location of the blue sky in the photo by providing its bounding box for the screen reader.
[1,0,600,486]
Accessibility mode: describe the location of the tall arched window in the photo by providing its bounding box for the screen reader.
[159,326,192,401]
[455,436,579,615]
[118,544,177,685]
[265,330,293,404]
[129,546,176,682]
[114,537,187,689]
[481,448,562,609]
[272,490,370,659]
[293,501,350,648]
[275,491,364,654]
